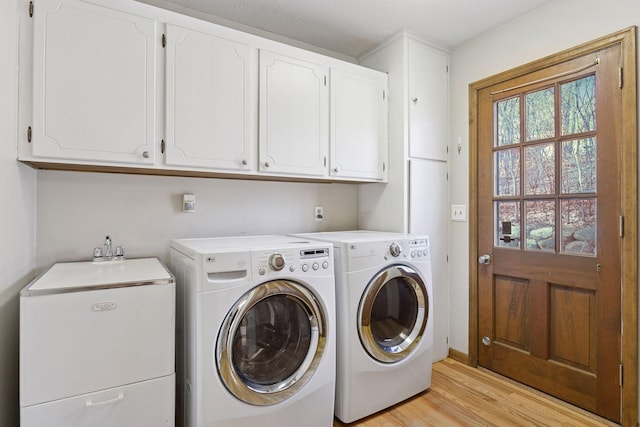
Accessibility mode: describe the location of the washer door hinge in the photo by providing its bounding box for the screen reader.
[161,139,165,154]
[27,126,32,143]
[162,34,166,48]
[29,1,34,17]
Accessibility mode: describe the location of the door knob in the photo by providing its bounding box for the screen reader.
[478,254,492,265]
[482,336,491,346]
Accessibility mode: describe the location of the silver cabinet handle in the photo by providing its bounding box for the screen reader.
[334,167,339,173]
[412,97,418,105]
[478,254,492,265]
[142,151,150,158]
[241,159,248,166]
[264,161,270,168]
[86,393,124,407]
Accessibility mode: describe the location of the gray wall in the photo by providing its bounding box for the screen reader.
[1,1,37,425]
[35,171,359,269]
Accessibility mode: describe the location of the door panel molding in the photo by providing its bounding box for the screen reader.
[469,27,636,425]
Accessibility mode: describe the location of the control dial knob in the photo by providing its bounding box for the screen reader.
[389,242,402,257]
[269,253,286,271]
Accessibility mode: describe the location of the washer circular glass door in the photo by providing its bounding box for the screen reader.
[358,264,428,363]
[216,280,326,405]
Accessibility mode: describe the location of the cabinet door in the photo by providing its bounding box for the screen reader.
[408,41,449,161]
[259,51,328,177]
[21,283,175,406]
[32,0,158,165]
[330,69,388,181]
[408,159,448,359]
[165,24,255,171]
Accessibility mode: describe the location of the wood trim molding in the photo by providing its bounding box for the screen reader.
[468,82,480,369]
[619,26,637,427]
[468,27,637,426]
[448,348,469,365]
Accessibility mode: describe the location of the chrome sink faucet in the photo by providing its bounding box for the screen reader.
[93,235,125,262]
[104,235,113,258]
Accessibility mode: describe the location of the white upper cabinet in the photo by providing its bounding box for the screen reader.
[408,40,449,161]
[165,24,255,172]
[330,68,388,181]
[31,0,159,165]
[259,50,329,177]
[21,0,388,182]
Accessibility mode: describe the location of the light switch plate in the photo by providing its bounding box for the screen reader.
[451,204,466,222]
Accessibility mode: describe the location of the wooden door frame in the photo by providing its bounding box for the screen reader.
[468,27,637,425]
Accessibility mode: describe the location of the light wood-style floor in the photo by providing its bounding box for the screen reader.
[333,358,618,426]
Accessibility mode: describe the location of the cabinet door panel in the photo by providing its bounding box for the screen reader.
[32,0,157,164]
[259,51,328,176]
[409,159,449,359]
[408,41,448,161]
[330,69,388,181]
[165,24,254,171]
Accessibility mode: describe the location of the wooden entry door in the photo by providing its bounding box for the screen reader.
[475,43,623,422]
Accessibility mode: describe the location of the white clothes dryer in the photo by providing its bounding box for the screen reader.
[291,231,434,423]
[169,235,336,427]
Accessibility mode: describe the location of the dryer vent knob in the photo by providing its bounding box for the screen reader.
[269,253,286,271]
[390,242,402,257]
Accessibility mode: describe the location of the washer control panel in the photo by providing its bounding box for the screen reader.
[254,247,332,277]
[389,242,402,257]
[269,253,286,271]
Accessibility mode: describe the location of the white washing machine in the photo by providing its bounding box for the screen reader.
[169,235,336,427]
[291,231,434,423]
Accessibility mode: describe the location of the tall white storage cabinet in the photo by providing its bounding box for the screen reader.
[358,32,450,361]
[19,258,175,427]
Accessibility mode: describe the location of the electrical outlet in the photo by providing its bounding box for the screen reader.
[183,194,196,213]
[314,206,324,221]
[451,204,466,222]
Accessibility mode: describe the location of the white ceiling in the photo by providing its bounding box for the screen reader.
[160,0,554,57]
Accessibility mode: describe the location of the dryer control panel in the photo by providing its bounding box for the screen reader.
[346,238,430,271]
[407,238,430,260]
[384,239,430,261]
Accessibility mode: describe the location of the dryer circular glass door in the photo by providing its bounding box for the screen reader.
[358,264,429,363]
[216,280,326,405]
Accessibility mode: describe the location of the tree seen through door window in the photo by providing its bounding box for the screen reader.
[494,75,597,255]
